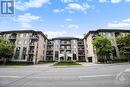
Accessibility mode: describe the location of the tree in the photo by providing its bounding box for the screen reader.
[0,37,15,64]
[92,35,112,63]
[116,34,130,61]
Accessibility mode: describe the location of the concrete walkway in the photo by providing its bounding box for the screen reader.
[0,62,102,68]
[79,62,101,67]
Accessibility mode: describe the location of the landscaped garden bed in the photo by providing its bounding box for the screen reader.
[53,61,81,66]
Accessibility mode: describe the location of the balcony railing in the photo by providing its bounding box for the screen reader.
[48,42,53,45]
[46,55,53,56]
[28,50,34,54]
[78,42,84,45]
[30,35,38,40]
[29,42,35,46]
[78,51,85,55]
[78,48,84,50]
[9,36,17,40]
[46,53,53,55]
[78,55,85,56]
[47,48,53,50]
[60,42,71,45]
[60,48,71,50]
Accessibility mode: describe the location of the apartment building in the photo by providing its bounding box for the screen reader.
[84,29,130,63]
[0,30,47,64]
[1,29,130,64]
[46,37,85,62]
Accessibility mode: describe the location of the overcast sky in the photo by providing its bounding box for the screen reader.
[0,0,130,38]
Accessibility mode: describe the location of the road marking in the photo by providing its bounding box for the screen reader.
[0,76,21,78]
[79,74,112,78]
[0,74,113,79]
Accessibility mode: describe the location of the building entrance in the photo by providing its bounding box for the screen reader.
[88,57,92,62]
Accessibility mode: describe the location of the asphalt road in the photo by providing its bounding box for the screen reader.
[0,63,130,87]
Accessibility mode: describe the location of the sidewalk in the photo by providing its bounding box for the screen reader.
[0,63,53,68]
[79,62,101,67]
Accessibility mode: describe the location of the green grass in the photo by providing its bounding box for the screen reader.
[53,61,81,66]
[38,61,55,64]
[111,59,130,63]
[97,60,130,64]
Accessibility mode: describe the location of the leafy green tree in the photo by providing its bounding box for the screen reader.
[92,35,112,63]
[116,34,130,61]
[0,37,15,64]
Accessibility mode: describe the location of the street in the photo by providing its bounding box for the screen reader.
[0,63,130,87]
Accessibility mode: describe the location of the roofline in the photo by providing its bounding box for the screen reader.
[0,30,48,39]
[84,29,130,39]
[0,30,36,33]
[52,37,80,40]
[36,31,48,39]
[97,29,130,32]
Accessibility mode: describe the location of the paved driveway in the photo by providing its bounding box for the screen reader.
[0,63,130,87]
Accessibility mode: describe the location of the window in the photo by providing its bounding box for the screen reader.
[86,44,88,48]
[43,50,44,54]
[44,38,46,42]
[24,40,28,44]
[22,47,27,54]
[61,46,64,49]
[22,47,27,60]
[67,41,70,44]
[16,47,20,50]
[61,41,64,44]
[20,34,23,37]
[23,33,28,37]
[43,56,44,60]
[25,34,28,37]
[55,40,59,44]
[43,44,46,48]
[17,40,22,45]
[14,47,20,59]
[22,55,26,60]
[73,40,76,44]
[60,51,64,54]
[67,46,71,49]
[74,46,76,49]
[55,51,58,58]
[67,51,71,54]
[73,54,77,60]
[86,50,88,54]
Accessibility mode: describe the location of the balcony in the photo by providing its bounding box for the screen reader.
[60,48,71,51]
[9,36,17,40]
[46,53,53,55]
[78,51,85,55]
[48,41,54,45]
[30,35,38,40]
[28,50,34,54]
[29,43,35,46]
[78,48,84,50]
[78,55,85,57]
[78,42,84,45]
[47,48,53,50]
[78,54,85,56]
[22,51,26,55]
[60,44,71,46]
[46,55,53,57]
[46,54,53,56]
[46,50,53,55]
[60,41,71,45]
